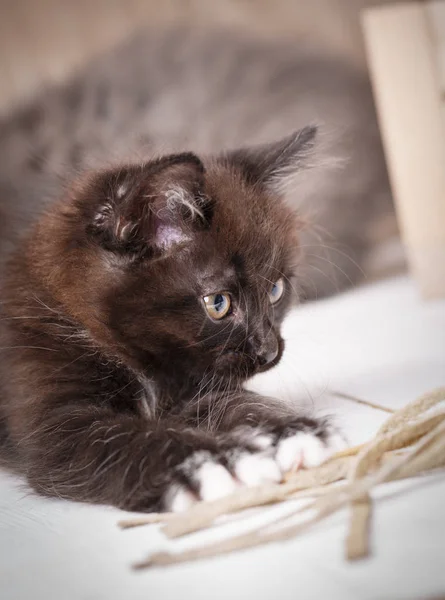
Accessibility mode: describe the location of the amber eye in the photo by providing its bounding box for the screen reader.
[268,278,285,304]
[203,292,232,320]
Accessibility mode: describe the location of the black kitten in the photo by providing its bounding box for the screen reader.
[0,131,343,512]
[0,27,393,511]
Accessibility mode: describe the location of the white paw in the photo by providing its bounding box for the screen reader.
[163,429,346,512]
[163,451,238,512]
[163,448,280,512]
[250,433,274,451]
[234,452,281,486]
[276,431,346,472]
[164,484,196,513]
[197,459,239,501]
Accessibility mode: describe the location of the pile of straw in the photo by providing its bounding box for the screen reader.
[119,387,445,569]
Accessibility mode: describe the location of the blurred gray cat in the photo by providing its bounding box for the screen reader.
[0,26,397,298]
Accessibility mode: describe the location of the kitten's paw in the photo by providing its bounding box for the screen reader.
[233,451,281,487]
[162,421,346,512]
[163,452,238,512]
[275,430,342,472]
[163,445,280,512]
[273,417,346,472]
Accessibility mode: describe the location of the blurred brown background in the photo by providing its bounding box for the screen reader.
[0,0,396,116]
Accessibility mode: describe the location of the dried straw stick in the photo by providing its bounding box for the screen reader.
[330,390,395,414]
[129,387,445,569]
[345,494,371,560]
[377,386,445,436]
[344,389,445,560]
[118,513,174,529]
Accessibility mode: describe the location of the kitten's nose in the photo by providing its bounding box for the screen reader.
[255,336,279,367]
[257,346,278,367]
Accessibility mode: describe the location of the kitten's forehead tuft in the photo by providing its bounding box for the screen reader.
[116,183,128,199]
[202,161,300,275]
[163,184,205,223]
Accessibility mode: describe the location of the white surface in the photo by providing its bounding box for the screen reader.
[1,275,445,600]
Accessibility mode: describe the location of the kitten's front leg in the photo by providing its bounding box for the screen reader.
[15,402,246,512]
[166,389,345,510]
[15,399,292,513]
[16,391,342,514]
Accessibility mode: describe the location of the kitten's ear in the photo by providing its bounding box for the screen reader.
[226,126,317,192]
[86,153,211,255]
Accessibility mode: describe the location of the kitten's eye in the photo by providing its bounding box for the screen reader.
[203,292,232,320]
[269,278,285,304]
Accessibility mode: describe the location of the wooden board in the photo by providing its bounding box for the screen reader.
[426,0,445,93]
[362,2,445,299]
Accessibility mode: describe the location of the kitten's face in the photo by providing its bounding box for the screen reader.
[38,129,314,394]
[103,170,299,387]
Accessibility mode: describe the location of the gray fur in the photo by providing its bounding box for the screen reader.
[0,26,396,298]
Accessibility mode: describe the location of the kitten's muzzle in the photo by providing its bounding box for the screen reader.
[257,343,278,367]
[249,330,280,369]
[213,329,283,377]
